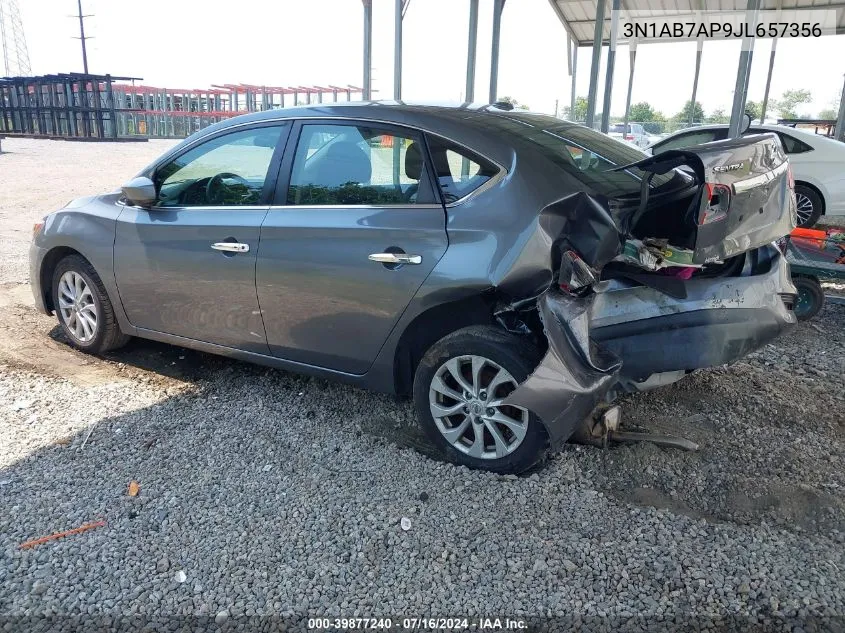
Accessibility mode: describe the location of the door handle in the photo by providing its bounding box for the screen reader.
[211,242,250,253]
[368,252,422,265]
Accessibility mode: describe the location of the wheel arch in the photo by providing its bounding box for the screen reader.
[391,291,545,397]
[39,246,87,313]
[795,180,826,215]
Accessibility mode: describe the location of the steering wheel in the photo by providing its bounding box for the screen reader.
[205,172,250,204]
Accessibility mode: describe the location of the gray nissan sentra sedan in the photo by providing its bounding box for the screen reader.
[29,102,798,473]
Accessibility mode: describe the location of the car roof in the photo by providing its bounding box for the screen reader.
[219,100,550,123]
[662,122,829,141]
[165,102,588,172]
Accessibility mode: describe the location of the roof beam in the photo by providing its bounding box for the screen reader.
[545,0,580,44]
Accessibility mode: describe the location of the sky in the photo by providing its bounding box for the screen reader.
[16,0,845,119]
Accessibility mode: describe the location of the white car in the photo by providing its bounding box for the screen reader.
[647,124,845,227]
[608,123,650,149]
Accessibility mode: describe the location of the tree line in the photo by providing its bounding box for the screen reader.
[561,89,840,132]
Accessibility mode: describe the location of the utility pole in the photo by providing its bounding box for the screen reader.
[74,0,91,74]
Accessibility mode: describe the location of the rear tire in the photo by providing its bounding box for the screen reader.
[412,326,547,474]
[792,275,824,322]
[51,255,131,354]
[794,185,823,228]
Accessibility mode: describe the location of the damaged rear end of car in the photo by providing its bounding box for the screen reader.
[500,131,798,448]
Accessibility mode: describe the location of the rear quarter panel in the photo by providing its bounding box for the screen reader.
[365,139,588,390]
[791,156,845,216]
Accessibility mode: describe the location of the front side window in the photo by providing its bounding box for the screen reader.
[425,136,500,203]
[287,123,428,205]
[154,125,285,207]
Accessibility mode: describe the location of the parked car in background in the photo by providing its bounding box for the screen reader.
[648,124,845,227]
[30,104,797,474]
[608,122,650,149]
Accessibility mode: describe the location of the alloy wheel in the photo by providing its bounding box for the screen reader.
[58,271,98,343]
[428,355,529,459]
[795,192,814,226]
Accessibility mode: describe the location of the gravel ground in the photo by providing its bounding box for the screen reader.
[1,137,844,631]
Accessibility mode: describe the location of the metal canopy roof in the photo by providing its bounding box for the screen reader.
[548,0,845,45]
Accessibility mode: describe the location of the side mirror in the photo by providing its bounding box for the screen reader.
[121,176,157,207]
[740,112,752,134]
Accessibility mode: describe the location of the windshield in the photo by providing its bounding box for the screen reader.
[489,114,690,198]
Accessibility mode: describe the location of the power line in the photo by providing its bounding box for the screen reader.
[0,0,31,76]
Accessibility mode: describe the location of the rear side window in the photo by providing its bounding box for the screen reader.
[425,136,500,203]
[745,128,813,154]
[777,133,813,154]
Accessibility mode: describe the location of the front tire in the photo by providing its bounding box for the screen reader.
[412,326,547,474]
[51,255,130,354]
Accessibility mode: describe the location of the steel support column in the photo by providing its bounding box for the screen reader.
[600,0,621,133]
[465,0,479,102]
[362,0,372,100]
[622,39,637,134]
[394,0,403,100]
[689,39,704,124]
[728,0,760,138]
[760,38,777,122]
[835,74,845,142]
[585,0,607,129]
[570,42,578,120]
[489,0,505,103]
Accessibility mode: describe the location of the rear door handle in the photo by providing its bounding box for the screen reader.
[368,252,422,265]
[211,242,250,253]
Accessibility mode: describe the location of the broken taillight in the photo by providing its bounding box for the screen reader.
[559,250,597,292]
[698,182,731,225]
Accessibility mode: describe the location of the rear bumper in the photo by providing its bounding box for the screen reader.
[593,306,790,384]
[504,246,796,447]
[592,245,796,385]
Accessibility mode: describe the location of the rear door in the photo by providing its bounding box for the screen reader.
[256,120,447,374]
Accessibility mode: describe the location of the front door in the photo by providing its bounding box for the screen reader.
[114,123,289,353]
[256,120,448,374]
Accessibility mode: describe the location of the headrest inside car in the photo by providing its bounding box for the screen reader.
[315,142,372,187]
[405,141,422,181]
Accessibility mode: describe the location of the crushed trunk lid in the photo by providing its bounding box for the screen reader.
[501,133,796,450]
[614,132,797,266]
